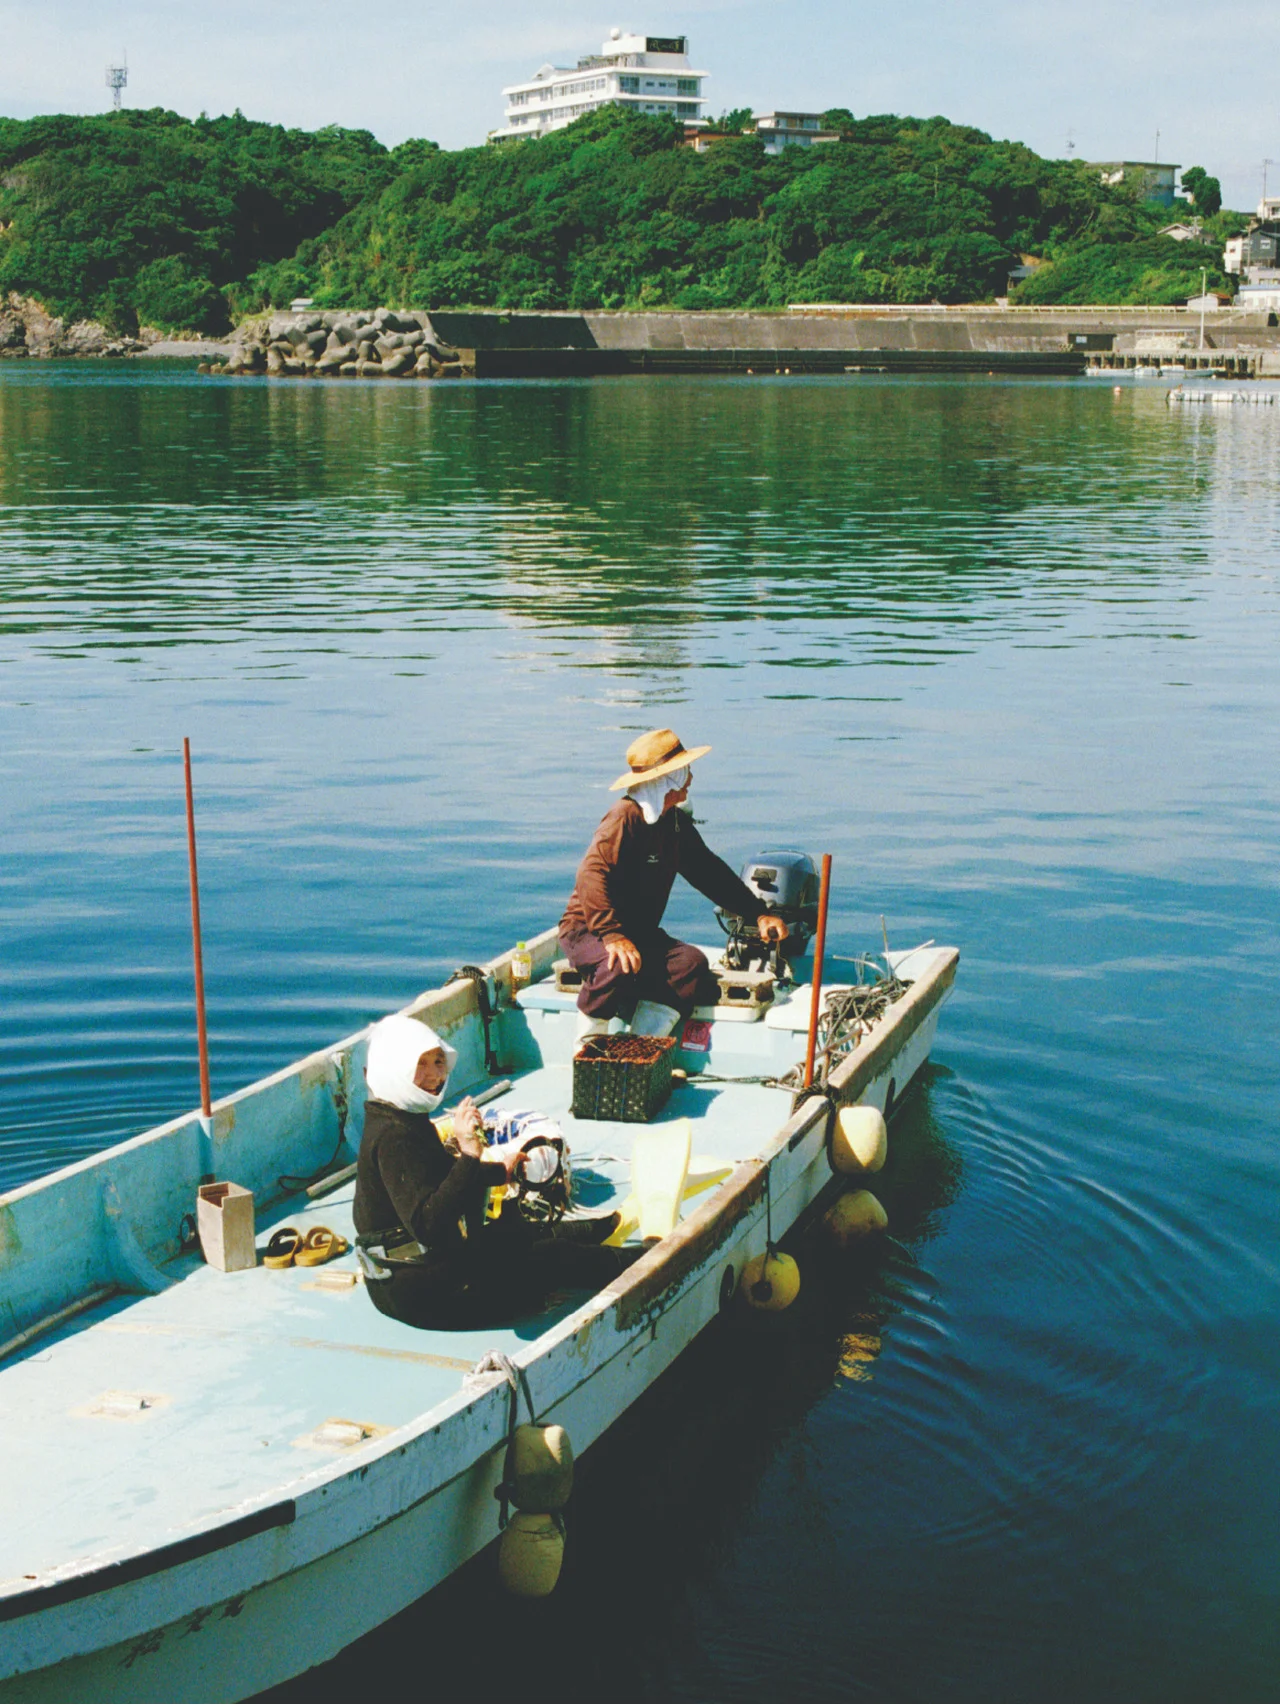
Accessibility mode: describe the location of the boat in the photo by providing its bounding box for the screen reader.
[0,917,958,1702]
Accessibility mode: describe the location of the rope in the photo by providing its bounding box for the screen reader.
[447,965,500,1077]
[748,1167,780,1305]
[469,1350,537,1530]
[772,972,913,1095]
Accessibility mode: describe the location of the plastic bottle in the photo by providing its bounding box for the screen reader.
[511,940,533,992]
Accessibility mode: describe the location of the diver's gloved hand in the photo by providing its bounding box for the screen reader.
[452,1096,486,1159]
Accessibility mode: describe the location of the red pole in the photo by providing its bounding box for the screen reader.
[183,738,212,1119]
[803,853,833,1090]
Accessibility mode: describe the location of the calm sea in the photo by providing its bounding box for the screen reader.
[2,365,1277,1701]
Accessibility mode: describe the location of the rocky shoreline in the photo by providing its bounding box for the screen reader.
[209,309,472,379]
[0,293,233,360]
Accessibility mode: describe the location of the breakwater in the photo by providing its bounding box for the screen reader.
[219,309,471,378]
[211,306,1280,380]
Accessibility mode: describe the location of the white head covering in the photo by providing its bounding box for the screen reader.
[627,763,690,826]
[365,1014,457,1114]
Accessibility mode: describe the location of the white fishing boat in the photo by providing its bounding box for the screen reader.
[0,898,957,1702]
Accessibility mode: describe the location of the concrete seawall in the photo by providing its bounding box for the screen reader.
[387,307,1280,377]
[209,305,1280,380]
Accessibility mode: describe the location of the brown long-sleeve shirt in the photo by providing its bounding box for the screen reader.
[560,799,762,943]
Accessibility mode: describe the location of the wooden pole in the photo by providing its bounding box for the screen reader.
[803,853,833,1090]
[183,737,212,1120]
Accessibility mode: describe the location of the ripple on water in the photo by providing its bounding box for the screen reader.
[4,370,1280,1704]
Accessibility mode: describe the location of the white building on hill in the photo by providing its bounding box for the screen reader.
[752,112,839,154]
[495,29,708,140]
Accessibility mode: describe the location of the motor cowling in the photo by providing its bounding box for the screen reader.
[716,850,820,976]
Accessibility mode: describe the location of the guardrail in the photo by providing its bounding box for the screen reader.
[788,303,1249,316]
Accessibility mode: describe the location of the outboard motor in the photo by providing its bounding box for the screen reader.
[716,851,820,980]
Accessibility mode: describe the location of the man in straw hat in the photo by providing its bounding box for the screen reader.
[560,728,788,1039]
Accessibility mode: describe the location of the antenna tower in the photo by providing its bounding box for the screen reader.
[106,54,128,111]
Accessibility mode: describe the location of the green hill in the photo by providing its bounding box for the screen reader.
[0,108,394,332]
[0,104,1236,333]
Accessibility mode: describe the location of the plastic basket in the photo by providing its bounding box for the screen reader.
[571,1034,677,1122]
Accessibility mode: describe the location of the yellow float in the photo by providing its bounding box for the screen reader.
[742,1249,801,1311]
[498,1512,566,1598]
[508,1422,574,1513]
[830,1104,887,1175]
[823,1188,888,1245]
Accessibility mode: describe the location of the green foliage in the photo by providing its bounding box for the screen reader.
[0,103,1236,322]
[716,109,754,135]
[0,108,395,331]
[274,106,1125,312]
[1012,189,1230,305]
[1181,166,1222,217]
[1014,236,1228,305]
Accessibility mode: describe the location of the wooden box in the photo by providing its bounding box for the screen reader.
[196,1181,256,1272]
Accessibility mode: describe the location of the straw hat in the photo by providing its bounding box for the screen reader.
[610,728,711,791]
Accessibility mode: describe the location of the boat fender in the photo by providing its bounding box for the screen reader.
[498,1511,566,1598]
[824,1189,888,1245]
[742,1250,800,1312]
[830,1105,888,1176]
[504,1423,574,1513]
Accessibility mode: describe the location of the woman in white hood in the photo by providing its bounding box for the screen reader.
[353,1013,634,1330]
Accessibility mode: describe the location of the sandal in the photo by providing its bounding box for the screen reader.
[295,1226,349,1268]
[263,1226,303,1269]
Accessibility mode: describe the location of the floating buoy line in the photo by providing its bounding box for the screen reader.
[1167,386,1280,407]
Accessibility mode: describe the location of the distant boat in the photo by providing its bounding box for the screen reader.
[0,925,957,1702]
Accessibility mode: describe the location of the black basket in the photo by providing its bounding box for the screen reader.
[571,1034,677,1123]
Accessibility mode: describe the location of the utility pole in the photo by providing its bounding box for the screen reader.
[105,53,127,111]
[1154,127,1160,163]
[1264,159,1276,203]
[1199,265,1207,352]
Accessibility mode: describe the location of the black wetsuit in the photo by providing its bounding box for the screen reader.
[353,1099,628,1329]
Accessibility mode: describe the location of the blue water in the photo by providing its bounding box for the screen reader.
[2,365,1278,1699]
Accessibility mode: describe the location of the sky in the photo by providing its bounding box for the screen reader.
[2,0,1277,212]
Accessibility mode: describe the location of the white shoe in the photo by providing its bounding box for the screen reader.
[575,1013,610,1041]
[630,1000,681,1038]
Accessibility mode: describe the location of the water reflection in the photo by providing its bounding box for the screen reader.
[0,370,1221,660]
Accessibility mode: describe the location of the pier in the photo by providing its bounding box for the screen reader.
[215,305,1280,381]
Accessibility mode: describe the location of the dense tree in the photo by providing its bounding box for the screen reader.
[1013,235,1227,305]
[821,108,857,137]
[0,104,1237,328]
[262,107,1149,313]
[0,108,393,331]
[1181,166,1223,217]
